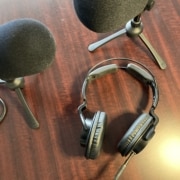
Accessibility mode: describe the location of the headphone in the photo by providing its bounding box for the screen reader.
[78,58,159,161]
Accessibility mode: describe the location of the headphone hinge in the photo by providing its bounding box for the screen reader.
[78,101,89,130]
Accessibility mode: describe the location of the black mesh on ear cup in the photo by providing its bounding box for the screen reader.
[85,111,107,159]
[117,113,153,156]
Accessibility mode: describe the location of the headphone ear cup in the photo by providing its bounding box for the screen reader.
[85,111,107,159]
[117,113,154,156]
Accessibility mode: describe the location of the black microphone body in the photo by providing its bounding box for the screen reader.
[0,18,56,129]
[0,18,56,80]
[73,0,149,33]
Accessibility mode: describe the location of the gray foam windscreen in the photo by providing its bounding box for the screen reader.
[74,0,149,32]
[0,18,56,80]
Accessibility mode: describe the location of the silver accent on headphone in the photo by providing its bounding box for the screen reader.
[0,98,6,122]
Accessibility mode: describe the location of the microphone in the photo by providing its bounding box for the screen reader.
[0,18,55,80]
[73,0,149,33]
[73,0,167,70]
[0,18,56,129]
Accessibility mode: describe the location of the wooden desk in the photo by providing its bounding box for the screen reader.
[0,0,179,179]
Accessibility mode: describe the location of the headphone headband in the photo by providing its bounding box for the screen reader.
[79,58,159,129]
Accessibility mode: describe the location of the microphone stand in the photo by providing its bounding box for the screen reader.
[0,78,39,129]
[88,3,166,69]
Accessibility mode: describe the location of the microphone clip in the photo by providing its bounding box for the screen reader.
[5,77,24,90]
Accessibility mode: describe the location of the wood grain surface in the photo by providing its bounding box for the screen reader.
[0,0,180,180]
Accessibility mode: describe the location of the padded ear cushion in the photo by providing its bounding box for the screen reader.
[117,113,153,156]
[85,111,107,159]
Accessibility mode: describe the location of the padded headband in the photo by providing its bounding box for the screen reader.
[78,58,159,130]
